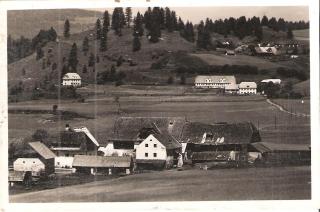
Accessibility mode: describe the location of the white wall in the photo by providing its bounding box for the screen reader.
[98,143,134,157]
[55,156,74,168]
[239,88,257,94]
[62,79,81,86]
[136,135,167,160]
[13,158,45,176]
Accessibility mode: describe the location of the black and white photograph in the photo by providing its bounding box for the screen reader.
[1,0,319,210]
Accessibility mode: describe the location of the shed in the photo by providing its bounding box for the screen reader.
[250,142,311,165]
[72,155,133,175]
[8,171,32,187]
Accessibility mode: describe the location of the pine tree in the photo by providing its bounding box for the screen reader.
[133,12,144,36]
[96,19,102,40]
[112,7,126,36]
[82,36,89,55]
[165,7,173,32]
[287,27,294,39]
[196,21,211,49]
[132,33,141,51]
[149,7,162,43]
[88,53,95,67]
[64,19,70,38]
[100,29,107,51]
[144,7,152,30]
[261,15,269,26]
[68,43,78,72]
[125,7,132,28]
[103,10,110,32]
[36,46,44,60]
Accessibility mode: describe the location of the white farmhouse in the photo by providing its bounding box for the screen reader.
[62,73,81,87]
[194,75,236,89]
[238,82,257,95]
[136,134,181,169]
[13,158,45,177]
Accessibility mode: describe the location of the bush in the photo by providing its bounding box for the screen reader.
[32,129,49,141]
[167,76,174,84]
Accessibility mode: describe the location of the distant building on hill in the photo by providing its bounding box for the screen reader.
[238,82,257,95]
[261,79,281,84]
[62,73,81,87]
[254,46,279,56]
[194,75,236,89]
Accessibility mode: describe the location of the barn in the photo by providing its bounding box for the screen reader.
[72,155,133,175]
[180,122,261,165]
[249,142,311,165]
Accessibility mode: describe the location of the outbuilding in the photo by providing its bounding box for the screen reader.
[72,155,133,175]
[194,75,236,89]
[238,82,257,95]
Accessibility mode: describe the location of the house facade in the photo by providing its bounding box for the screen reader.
[136,134,181,169]
[13,158,45,177]
[194,75,236,89]
[238,82,257,95]
[62,73,81,87]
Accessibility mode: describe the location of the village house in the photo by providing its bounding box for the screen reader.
[135,133,182,169]
[224,83,239,94]
[238,82,257,95]
[254,46,279,56]
[225,49,236,56]
[194,75,236,89]
[179,122,261,166]
[50,125,99,168]
[72,155,133,175]
[13,142,56,177]
[62,72,81,87]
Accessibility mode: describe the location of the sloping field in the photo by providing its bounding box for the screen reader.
[293,29,309,41]
[10,166,311,202]
[190,53,284,70]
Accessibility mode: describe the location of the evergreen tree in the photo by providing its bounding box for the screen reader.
[254,26,263,41]
[36,46,44,60]
[261,15,269,26]
[287,27,294,39]
[88,53,95,67]
[48,27,58,41]
[165,7,173,32]
[103,10,110,32]
[196,21,211,49]
[100,29,107,51]
[144,7,152,30]
[125,7,132,28]
[132,33,141,51]
[96,19,102,40]
[148,7,162,43]
[68,43,78,72]
[82,65,87,73]
[133,12,144,36]
[112,7,126,36]
[61,64,68,76]
[64,19,70,38]
[82,36,89,55]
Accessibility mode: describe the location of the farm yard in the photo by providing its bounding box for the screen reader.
[10,165,311,202]
[8,85,310,147]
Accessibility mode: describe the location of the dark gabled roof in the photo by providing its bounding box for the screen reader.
[28,142,56,159]
[250,142,310,153]
[54,131,88,147]
[72,155,132,168]
[152,133,181,150]
[113,117,187,141]
[180,122,260,145]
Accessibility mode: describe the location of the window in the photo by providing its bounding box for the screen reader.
[145,153,148,157]
[145,143,148,147]
[23,161,25,163]
[154,144,157,148]
[153,153,157,157]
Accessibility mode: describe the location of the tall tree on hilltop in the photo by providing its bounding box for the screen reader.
[82,36,89,55]
[197,20,211,49]
[148,7,162,43]
[112,7,126,36]
[36,46,44,60]
[68,43,78,72]
[171,11,178,30]
[144,7,152,30]
[100,31,107,51]
[261,15,269,26]
[64,19,70,38]
[133,12,144,36]
[132,32,141,51]
[165,7,173,32]
[96,19,102,40]
[103,10,110,32]
[125,7,132,28]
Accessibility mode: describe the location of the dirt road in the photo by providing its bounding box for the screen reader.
[10,166,311,202]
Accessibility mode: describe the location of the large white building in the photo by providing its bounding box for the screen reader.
[261,79,281,84]
[194,75,236,89]
[62,73,81,87]
[238,82,257,95]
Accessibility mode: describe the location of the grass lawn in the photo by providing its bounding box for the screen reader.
[10,166,311,202]
[272,98,310,115]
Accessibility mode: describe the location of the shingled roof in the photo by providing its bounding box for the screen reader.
[28,142,56,159]
[113,117,187,141]
[180,122,260,145]
[152,133,181,150]
[73,155,132,168]
[250,142,310,153]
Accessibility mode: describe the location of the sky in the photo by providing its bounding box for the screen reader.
[94,6,309,23]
